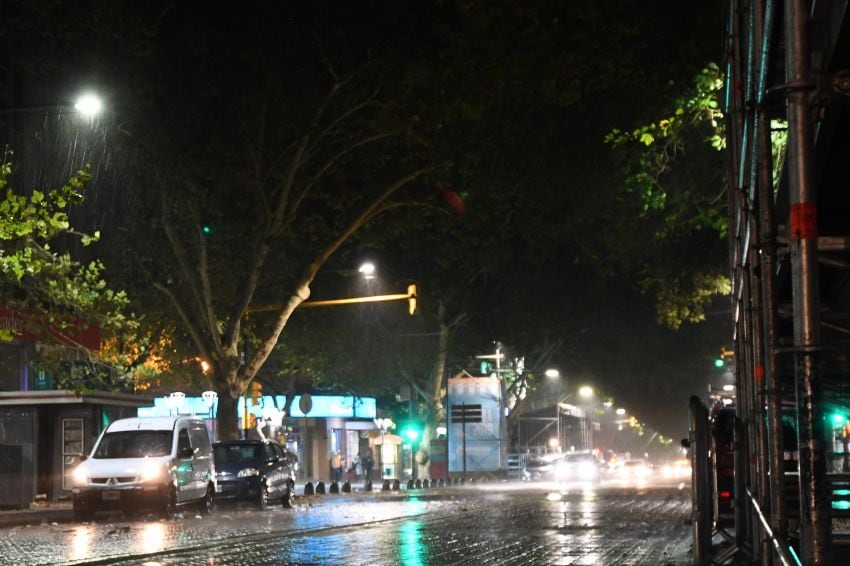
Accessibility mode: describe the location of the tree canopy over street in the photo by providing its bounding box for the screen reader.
[1,0,728,436]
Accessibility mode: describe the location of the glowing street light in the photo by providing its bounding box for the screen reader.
[579,385,594,399]
[545,368,560,378]
[358,262,376,279]
[73,93,103,117]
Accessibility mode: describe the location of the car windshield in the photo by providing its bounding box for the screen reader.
[214,444,262,464]
[93,430,172,458]
[564,453,594,463]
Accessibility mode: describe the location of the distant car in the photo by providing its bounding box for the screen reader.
[522,453,564,481]
[555,452,600,483]
[213,440,295,509]
[661,458,692,480]
[619,459,653,479]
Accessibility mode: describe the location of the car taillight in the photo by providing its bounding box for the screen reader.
[720,490,732,499]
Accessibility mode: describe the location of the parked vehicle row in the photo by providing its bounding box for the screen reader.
[70,416,297,521]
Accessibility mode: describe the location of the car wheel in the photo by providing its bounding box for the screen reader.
[160,486,177,519]
[197,484,214,515]
[257,484,270,510]
[281,487,294,509]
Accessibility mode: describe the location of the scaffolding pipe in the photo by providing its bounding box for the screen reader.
[783,0,831,563]
[756,0,788,545]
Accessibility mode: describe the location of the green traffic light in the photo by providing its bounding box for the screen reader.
[202,225,212,234]
[833,414,846,425]
[404,428,420,441]
[714,358,725,368]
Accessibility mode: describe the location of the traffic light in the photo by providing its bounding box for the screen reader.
[713,348,734,368]
[250,381,262,405]
[407,283,418,315]
[399,421,422,443]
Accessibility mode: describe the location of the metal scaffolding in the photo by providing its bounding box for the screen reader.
[702,0,850,563]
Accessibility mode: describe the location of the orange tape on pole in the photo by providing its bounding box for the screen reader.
[789,202,818,240]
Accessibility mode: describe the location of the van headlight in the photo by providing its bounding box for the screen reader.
[72,464,89,486]
[140,462,164,482]
[237,468,259,478]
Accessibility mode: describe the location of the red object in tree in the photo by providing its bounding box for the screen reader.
[440,187,466,215]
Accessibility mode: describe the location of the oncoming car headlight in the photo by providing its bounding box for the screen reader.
[72,464,89,486]
[237,468,259,478]
[140,462,164,482]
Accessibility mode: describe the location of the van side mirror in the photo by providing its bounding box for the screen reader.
[681,438,691,449]
[178,447,195,459]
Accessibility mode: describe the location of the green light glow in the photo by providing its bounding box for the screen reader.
[834,489,850,496]
[832,500,850,511]
[714,358,725,368]
[399,520,424,566]
[833,414,846,425]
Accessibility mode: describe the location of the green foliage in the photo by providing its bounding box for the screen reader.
[0,154,134,344]
[605,63,725,223]
[604,63,729,329]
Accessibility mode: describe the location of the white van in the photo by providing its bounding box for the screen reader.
[71,416,216,520]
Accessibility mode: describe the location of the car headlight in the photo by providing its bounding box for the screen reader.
[72,464,89,486]
[140,462,164,482]
[237,468,259,478]
[577,462,596,478]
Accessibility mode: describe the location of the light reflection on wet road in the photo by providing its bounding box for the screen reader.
[0,481,693,565]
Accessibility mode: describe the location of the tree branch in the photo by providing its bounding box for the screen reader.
[153,281,213,363]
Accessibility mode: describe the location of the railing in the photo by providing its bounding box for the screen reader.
[506,453,527,478]
[746,487,802,566]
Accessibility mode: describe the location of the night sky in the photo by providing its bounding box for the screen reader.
[0,1,728,438]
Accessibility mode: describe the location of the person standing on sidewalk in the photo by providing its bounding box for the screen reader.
[353,454,362,480]
[332,451,343,482]
[362,451,374,481]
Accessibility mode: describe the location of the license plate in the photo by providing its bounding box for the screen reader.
[102,491,121,501]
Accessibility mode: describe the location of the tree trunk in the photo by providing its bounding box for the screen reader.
[216,388,240,441]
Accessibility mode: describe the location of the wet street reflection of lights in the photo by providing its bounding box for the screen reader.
[136,522,167,555]
[69,525,92,561]
[399,520,425,566]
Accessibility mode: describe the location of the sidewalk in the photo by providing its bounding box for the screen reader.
[0,501,73,528]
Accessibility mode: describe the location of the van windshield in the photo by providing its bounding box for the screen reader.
[94,430,173,458]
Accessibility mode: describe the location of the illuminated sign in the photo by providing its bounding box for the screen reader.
[138,394,376,419]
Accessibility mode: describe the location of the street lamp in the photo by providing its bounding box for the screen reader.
[545,368,560,378]
[358,262,376,280]
[1,92,105,118]
[73,93,103,117]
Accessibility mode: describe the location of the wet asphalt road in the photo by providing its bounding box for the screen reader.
[0,480,694,565]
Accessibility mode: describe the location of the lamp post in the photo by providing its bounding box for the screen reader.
[545,369,562,451]
[578,386,595,451]
[1,93,104,118]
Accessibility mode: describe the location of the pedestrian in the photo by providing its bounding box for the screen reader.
[362,451,374,480]
[333,451,343,482]
[353,454,361,480]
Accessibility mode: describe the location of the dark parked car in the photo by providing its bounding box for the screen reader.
[213,439,295,509]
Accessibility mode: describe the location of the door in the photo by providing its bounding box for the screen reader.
[174,427,200,502]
